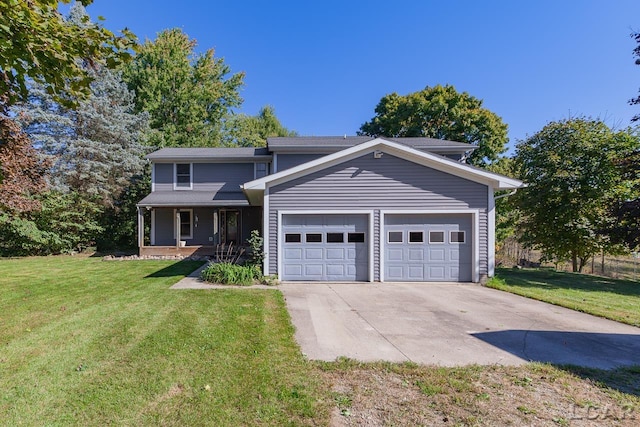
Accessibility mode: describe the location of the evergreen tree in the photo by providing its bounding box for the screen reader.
[16,66,150,208]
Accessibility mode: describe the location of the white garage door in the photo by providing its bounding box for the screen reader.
[281,214,368,281]
[384,214,472,282]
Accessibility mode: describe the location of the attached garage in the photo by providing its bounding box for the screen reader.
[280,213,370,281]
[383,213,475,282]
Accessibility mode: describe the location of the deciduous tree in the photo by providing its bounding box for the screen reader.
[513,118,638,272]
[123,28,244,147]
[224,106,297,147]
[358,84,508,166]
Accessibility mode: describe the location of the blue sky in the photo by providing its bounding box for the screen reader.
[83,0,640,152]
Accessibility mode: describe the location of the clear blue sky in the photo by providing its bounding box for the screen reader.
[83,0,640,152]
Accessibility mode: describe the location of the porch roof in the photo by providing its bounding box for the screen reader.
[137,191,249,207]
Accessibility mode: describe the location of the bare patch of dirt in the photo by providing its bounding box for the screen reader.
[318,361,640,426]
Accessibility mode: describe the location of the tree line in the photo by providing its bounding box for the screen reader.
[0,1,638,270]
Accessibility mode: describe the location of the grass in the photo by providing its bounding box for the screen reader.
[2,257,639,426]
[488,268,640,327]
[0,256,329,426]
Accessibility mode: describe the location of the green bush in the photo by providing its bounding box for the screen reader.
[200,262,261,286]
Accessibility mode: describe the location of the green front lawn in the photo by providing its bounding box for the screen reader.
[0,256,328,426]
[489,268,640,327]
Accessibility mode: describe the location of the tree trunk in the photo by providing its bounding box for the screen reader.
[572,252,578,272]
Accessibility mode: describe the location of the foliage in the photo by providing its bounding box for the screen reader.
[224,106,297,147]
[358,84,508,166]
[16,66,150,207]
[247,229,265,267]
[97,169,151,251]
[0,191,103,255]
[200,261,262,286]
[513,118,639,272]
[486,157,520,246]
[0,0,136,109]
[607,149,640,251]
[0,115,49,213]
[123,28,244,147]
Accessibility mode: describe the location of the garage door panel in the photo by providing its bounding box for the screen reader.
[304,248,323,259]
[385,214,473,282]
[282,214,368,281]
[429,248,445,261]
[408,249,424,261]
[284,248,303,260]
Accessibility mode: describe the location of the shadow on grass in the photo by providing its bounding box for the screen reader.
[471,330,640,395]
[144,260,205,278]
[496,268,640,297]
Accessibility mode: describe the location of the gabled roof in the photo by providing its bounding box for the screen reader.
[267,136,475,154]
[147,147,272,162]
[242,138,523,205]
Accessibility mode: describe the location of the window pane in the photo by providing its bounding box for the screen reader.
[305,233,322,243]
[429,231,445,243]
[409,231,424,243]
[179,211,191,237]
[347,232,365,243]
[176,164,190,174]
[388,231,403,243]
[285,233,301,243]
[326,233,344,243]
[450,231,465,243]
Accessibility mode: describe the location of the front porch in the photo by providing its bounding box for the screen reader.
[136,204,262,257]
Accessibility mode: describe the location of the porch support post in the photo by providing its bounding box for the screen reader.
[137,207,144,249]
[176,210,181,249]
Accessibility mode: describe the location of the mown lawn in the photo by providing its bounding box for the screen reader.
[489,268,640,327]
[0,256,329,426]
[2,257,639,426]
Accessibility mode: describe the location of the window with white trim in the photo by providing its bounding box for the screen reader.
[450,231,466,243]
[388,231,403,243]
[174,210,193,239]
[409,231,424,243]
[175,163,192,189]
[429,231,445,243]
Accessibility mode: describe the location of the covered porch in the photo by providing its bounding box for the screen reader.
[136,191,262,257]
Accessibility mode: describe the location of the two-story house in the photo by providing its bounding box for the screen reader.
[137,136,523,282]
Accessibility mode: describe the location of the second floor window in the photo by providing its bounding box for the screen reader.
[175,163,192,189]
[255,162,268,178]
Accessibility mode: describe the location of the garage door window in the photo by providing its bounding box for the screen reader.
[347,232,365,243]
[450,231,466,243]
[408,231,424,243]
[327,233,344,243]
[388,231,403,243]
[305,233,322,243]
[285,233,301,243]
[429,231,445,243]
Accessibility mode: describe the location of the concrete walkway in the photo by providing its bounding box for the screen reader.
[279,282,640,368]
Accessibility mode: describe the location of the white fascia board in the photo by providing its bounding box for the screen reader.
[242,138,524,191]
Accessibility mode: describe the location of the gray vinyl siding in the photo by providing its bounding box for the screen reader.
[241,207,262,245]
[267,153,489,277]
[193,163,254,192]
[154,208,175,245]
[276,153,324,172]
[152,162,254,193]
[154,163,174,192]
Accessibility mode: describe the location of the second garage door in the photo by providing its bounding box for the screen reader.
[281,214,369,281]
[384,214,472,282]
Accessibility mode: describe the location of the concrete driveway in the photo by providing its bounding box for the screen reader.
[279,282,640,368]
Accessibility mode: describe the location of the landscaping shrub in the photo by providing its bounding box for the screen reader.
[200,262,261,286]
